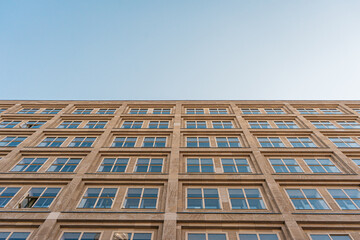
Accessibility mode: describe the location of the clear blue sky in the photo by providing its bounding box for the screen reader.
[1,1,359,100]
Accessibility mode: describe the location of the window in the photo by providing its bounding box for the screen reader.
[297,108,318,114]
[0,232,31,240]
[212,121,233,129]
[257,137,285,148]
[337,121,360,129]
[19,187,61,208]
[0,108,6,113]
[187,121,207,129]
[60,232,100,240]
[96,108,115,114]
[329,137,360,148]
[135,158,163,173]
[311,121,336,129]
[352,159,360,167]
[275,121,299,129]
[269,158,303,173]
[11,158,48,172]
[84,121,107,129]
[248,121,271,129]
[129,108,148,114]
[310,234,351,240]
[78,188,117,208]
[0,121,21,128]
[21,121,46,129]
[121,121,143,129]
[286,189,329,210]
[228,188,266,209]
[153,108,171,114]
[98,158,129,172]
[0,136,27,147]
[304,159,341,173]
[287,137,317,148]
[241,108,260,114]
[0,187,20,207]
[58,121,81,129]
[353,109,360,114]
[68,137,96,147]
[221,158,251,173]
[187,188,220,209]
[265,108,285,114]
[148,121,169,129]
[72,109,93,114]
[328,189,360,210]
[186,108,204,114]
[41,108,61,114]
[320,108,343,114]
[186,137,210,147]
[114,233,152,240]
[238,234,278,240]
[112,137,137,147]
[17,108,39,114]
[209,108,228,114]
[37,137,66,147]
[216,137,241,147]
[47,158,82,172]
[142,137,166,147]
[187,158,214,173]
[123,188,158,209]
[188,233,227,240]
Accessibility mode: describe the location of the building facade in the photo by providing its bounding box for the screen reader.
[0,100,360,240]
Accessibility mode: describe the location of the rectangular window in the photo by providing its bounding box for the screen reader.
[121,121,143,129]
[352,159,360,167]
[304,159,341,173]
[129,108,148,114]
[212,121,233,129]
[0,136,27,147]
[257,137,285,148]
[241,108,260,114]
[0,108,6,113]
[320,108,343,114]
[37,137,67,147]
[118,233,152,240]
[41,108,61,114]
[187,121,207,129]
[186,137,210,148]
[275,121,299,129]
[188,233,226,240]
[20,187,61,208]
[209,108,228,114]
[60,232,100,240]
[187,188,220,209]
[187,158,214,173]
[123,188,158,209]
[337,121,360,129]
[221,158,251,173]
[21,121,46,129]
[353,109,360,114]
[238,234,278,240]
[0,121,21,128]
[112,137,137,147]
[328,189,360,210]
[0,187,21,207]
[142,137,166,147]
[96,108,115,114]
[248,121,271,129]
[265,108,285,114]
[17,108,39,114]
[0,232,31,240]
[58,121,81,129]
[11,158,48,172]
[135,158,163,173]
[216,137,241,147]
[78,188,117,209]
[47,158,82,172]
[311,121,336,129]
[297,108,318,114]
[329,137,360,148]
[97,158,129,172]
[153,108,171,114]
[84,121,107,129]
[186,108,204,114]
[148,121,169,129]
[286,189,329,210]
[269,158,303,173]
[68,137,96,147]
[310,234,351,240]
[287,137,317,148]
[72,109,93,114]
[228,188,266,209]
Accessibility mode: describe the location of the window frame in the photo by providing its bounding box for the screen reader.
[77,187,118,209]
[185,187,222,210]
[122,187,160,209]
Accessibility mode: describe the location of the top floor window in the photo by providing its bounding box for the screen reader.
[72,109,93,114]
[209,108,228,114]
[17,108,39,114]
[96,108,116,114]
[241,108,260,114]
[297,108,318,114]
[60,232,101,240]
[265,108,285,114]
[188,233,226,240]
[129,108,148,114]
[320,108,343,114]
[186,108,204,114]
[41,108,61,114]
[153,108,171,114]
